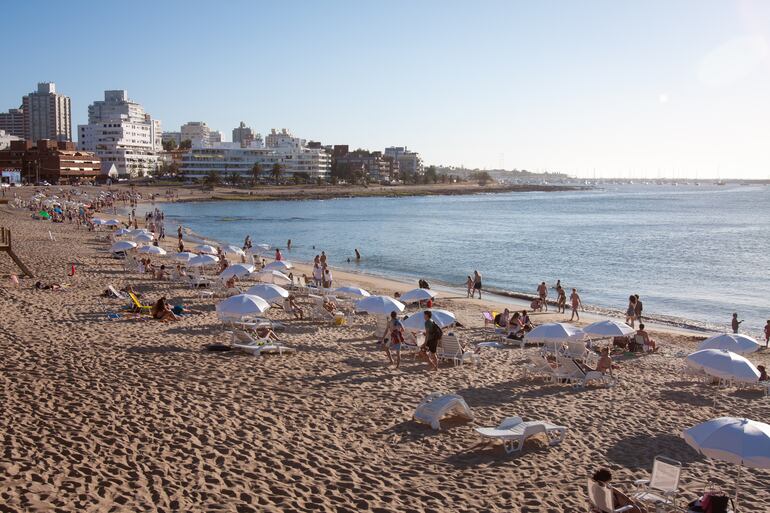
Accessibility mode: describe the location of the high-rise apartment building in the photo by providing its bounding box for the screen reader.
[22,83,72,142]
[180,121,211,147]
[232,121,255,147]
[78,90,162,178]
[384,146,423,175]
[0,108,25,139]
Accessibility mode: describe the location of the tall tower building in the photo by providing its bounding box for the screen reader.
[232,121,255,147]
[0,108,25,139]
[22,82,72,142]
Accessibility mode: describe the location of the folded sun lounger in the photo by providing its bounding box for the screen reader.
[475,416,568,454]
[413,393,474,430]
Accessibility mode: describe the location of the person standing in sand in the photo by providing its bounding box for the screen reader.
[556,284,566,314]
[423,311,440,371]
[537,282,548,311]
[634,294,643,323]
[569,288,582,321]
[466,276,473,298]
[731,313,743,333]
[472,270,482,299]
[320,251,327,266]
[764,320,770,348]
[275,248,282,261]
[383,311,404,368]
[625,295,637,328]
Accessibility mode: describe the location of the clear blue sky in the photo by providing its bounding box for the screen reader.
[3,0,769,178]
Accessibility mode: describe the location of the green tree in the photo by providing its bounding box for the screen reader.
[250,163,263,185]
[204,171,221,186]
[162,138,178,151]
[470,171,493,186]
[179,139,192,150]
[271,163,283,183]
[425,165,438,184]
[228,172,242,186]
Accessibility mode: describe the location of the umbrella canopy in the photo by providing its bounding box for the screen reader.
[401,309,456,331]
[355,295,405,315]
[683,417,770,468]
[334,286,371,298]
[114,228,131,236]
[136,245,167,255]
[90,217,105,224]
[216,294,271,321]
[698,333,761,355]
[218,263,255,280]
[133,233,155,244]
[171,252,197,263]
[110,240,137,253]
[581,319,635,338]
[685,349,760,383]
[104,219,121,226]
[130,228,152,235]
[245,284,290,304]
[400,288,437,303]
[254,270,292,285]
[221,245,246,257]
[194,244,219,255]
[525,323,584,344]
[264,260,293,271]
[188,254,220,267]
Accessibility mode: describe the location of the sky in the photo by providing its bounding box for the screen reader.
[2,0,769,178]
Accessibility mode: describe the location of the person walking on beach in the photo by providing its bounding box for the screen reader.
[312,263,323,287]
[765,320,770,348]
[472,270,482,299]
[732,313,743,333]
[466,276,473,298]
[320,251,327,266]
[275,248,282,261]
[423,311,441,371]
[556,283,566,313]
[570,288,582,321]
[537,282,548,312]
[383,311,404,368]
[177,225,183,241]
[634,294,643,323]
[625,295,637,328]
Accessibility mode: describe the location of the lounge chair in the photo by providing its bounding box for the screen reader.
[632,455,682,510]
[128,291,152,316]
[413,393,474,430]
[475,416,568,454]
[523,354,554,380]
[587,479,635,513]
[107,285,127,300]
[230,329,294,356]
[563,340,588,359]
[482,311,495,328]
[552,355,586,385]
[437,333,479,366]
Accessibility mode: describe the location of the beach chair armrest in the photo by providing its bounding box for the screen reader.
[633,479,649,486]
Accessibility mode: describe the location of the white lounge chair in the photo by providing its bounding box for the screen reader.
[475,416,568,454]
[413,393,474,430]
[523,354,555,380]
[563,339,588,359]
[632,455,682,510]
[587,479,635,513]
[107,285,128,300]
[230,329,294,356]
[437,333,479,366]
[552,355,586,385]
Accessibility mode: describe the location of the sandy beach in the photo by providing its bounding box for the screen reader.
[1,194,770,512]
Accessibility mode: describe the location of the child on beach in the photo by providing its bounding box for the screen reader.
[382,311,404,368]
[731,313,743,334]
[466,276,473,298]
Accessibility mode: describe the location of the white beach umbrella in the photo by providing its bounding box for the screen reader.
[133,233,155,244]
[401,309,456,331]
[92,218,106,226]
[355,295,405,315]
[194,244,218,255]
[136,245,167,255]
[698,334,761,355]
[218,263,255,280]
[188,254,220,267]
[171,252,197,263]
[216,294,271,321]
[255,270,292,285]
[246,283,290,304]
[683,417,770,509]
[685,349,760,384]
[525,323,584,343]
[110,240,137,253]
[104,219,121,227]
[581,319,635,339]
[334,286,371,298]
[114,228,131,236]
[400,288,437,303]
[264,260,293,271]
[130,228,152,235]
[221,245,246,258]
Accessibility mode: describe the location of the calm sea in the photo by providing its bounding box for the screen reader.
[148,185,770,336]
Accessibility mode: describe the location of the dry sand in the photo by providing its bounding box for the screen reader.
[1,198,769,512]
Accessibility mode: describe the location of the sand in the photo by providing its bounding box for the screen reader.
[1,196,769,512]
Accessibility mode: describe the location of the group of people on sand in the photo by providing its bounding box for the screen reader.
[381,310,446,371]
[466,270,483,298]
[625,294,644,327]
[496,308,535,341]
[532,280,583,321]
[311,252,334,288]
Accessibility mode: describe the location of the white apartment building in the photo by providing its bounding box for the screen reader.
[180,121,211,147]
[384,146,423,175]
[209,131,223,145]
[181,135,330,181]
[78,90,162,178]
[0,129,20,150]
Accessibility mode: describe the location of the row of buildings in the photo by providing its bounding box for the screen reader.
[0,82,423,184]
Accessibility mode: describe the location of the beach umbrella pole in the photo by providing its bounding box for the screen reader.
[735,464,741,512]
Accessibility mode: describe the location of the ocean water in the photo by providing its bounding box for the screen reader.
[149,185,770,336]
